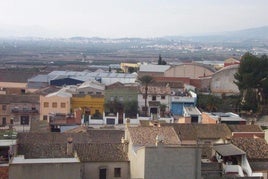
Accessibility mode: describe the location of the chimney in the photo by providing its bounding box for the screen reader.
[155,135,164,147]
[67,137,73,156]
[121,137,129,154]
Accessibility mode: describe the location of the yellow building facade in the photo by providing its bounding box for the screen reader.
[71,95,104,116]
[40,95,71,121]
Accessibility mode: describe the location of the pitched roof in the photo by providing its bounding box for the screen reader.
[213,143,246,157]
[17,143,71,159]
[231,137,268,161]
[139,64,171,72]
[127,126,180,146]
[17,130,125,160]
[0,94,39,104]
[75,143,128,162]
[163,124,232,141]
[18,130,124,144]
[228,125,263,133]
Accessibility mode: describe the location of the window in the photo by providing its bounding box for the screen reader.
[2,105,6,110]
[52,102,57,108]
[114,168,121,177]
[21,116,29,125]
[152,96,156,101]
[119,96,123,101]
[96,92,102,95]
[99,168,107,179]
[161,95,165,100]
[43,115,48,120]
[2,117,6,126]
[60,103,66,108]
[44,102,49,108]
[110,96,114,101]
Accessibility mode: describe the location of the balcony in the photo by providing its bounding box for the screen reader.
[11,108,39,114]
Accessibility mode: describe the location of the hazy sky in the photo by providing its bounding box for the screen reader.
[0,0,268,38]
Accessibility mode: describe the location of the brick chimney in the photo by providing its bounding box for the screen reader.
[155,135,164,147]
[67,137,73,156]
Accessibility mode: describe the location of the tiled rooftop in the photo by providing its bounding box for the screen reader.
[127,126,180,146]
[75,143,128,162]
[227,124,263,132]
[17,130,125,161]
[0,94,39,104]
[231,137,268,161]
[163,124,232,141]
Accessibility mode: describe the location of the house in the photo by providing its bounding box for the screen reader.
[77,80,105,95]
[71,94,104,122]
[202,112,246,125]
[138,64,171,77]
[224,57,240,67]
[170,90,197,116]
[0,82,27,95]
[9,129,127,179]
[0,95,39,132]
[105,82,138,123]
[164,63,215,79]
[210,64,240,96]
[212,143,253,177]
[39,89,71,121]
[228,124,264,138]
[181,106,202,123]
[138,85,171,118]
[231,137,268,174]
[120,62,139,73]
[124,126,201,179]
[162,123,232,159]
[76,143,129,179]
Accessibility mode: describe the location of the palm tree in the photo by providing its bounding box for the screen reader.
[138,75,154,116]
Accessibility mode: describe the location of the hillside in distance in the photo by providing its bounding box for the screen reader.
[0,26,267,67]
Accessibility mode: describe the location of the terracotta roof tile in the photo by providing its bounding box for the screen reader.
[0,94,39,104]
[75,143,128,162]
[127,126,180,145]
[163,124,232,141]
[231,137,268,161]
[228,125,263,133]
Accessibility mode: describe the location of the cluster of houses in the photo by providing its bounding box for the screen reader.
[0,58,267,178]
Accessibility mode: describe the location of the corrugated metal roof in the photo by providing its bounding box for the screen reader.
[213,143,245,156]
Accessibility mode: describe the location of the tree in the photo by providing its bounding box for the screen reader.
[124,100,138,117]
[234,53,268,113]
[158,54,167,65]
[138,75,154,116]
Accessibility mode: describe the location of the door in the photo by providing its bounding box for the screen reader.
[99,168,107,179]
[171,103,183,115]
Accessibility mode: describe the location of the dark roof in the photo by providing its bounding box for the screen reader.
[163,124,232,141]
[213,143,246,157]
[17,130,125,160]
[18,130,124,144]
[0,94,39,104]
[228,125,263,133]
[75,143,128,162]
[17,143,70,159]
[33,85,62,95]
[127,126,180,145]
[231,137,268,161]
[0,69,38,83]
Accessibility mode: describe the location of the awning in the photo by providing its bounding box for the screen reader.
[213,143,246,156]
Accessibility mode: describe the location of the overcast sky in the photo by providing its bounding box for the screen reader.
[0,0,268,38]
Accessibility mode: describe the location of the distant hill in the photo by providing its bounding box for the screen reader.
[179,26,268,42]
